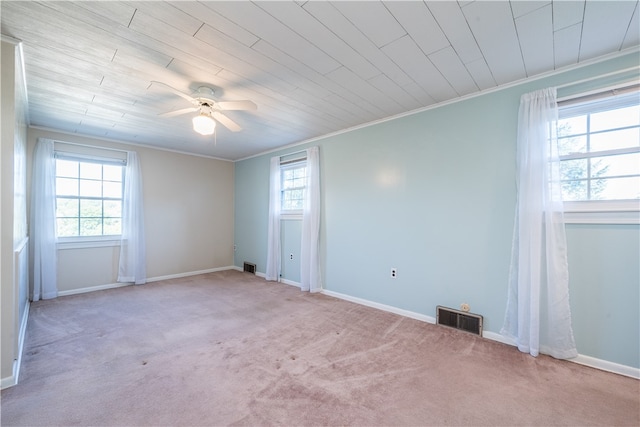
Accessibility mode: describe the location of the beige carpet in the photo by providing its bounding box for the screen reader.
[1,270,638,426]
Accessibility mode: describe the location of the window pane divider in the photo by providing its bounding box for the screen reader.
[562,173,639,182]
[559,146,640,161]
[558,124,639,139]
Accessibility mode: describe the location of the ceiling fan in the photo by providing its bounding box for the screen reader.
[151,81,257,135]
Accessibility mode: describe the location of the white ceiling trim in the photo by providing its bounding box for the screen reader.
[29,125,234,162]
[237,47,640,162]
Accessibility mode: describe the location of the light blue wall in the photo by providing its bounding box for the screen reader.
[234,156,269,272]
[234,52,640,368]
[566,224,639,368]
[281,220,302,283]
[319,93,517,331]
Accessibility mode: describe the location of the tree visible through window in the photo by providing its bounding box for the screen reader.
[557,89,640,202]
[55,157,123,237]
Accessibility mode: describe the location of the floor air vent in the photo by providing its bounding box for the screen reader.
[436,306,483,336]
[243,262,256,274]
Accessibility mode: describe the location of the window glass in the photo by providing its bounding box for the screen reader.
[595,152,639,177]
[56,177,78,196]
[80,179,102,197]
[592,177,640,200]
[57,218,78,237]
[557,134,587,156]
[590,128,640,152]
[56,198,78,217]
[557,116,587,137]
[80,218,102,236]
[104,200,121,217]
[56,160,78,178]
[80,162,102,180]
[590,105,639,132]
[103,164,122,181]
[103,181,122,198]
[103,218,122,235]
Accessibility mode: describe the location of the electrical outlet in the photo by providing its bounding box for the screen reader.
[390,268,397,278]
[290,253,294,260]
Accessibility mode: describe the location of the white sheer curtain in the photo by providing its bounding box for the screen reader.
[29,138,58,301]
[501,88,577,359]
[300,146,320,292]
[117,151,146,285]
[265,156,281,281]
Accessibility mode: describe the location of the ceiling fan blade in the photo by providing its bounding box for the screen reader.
[215,100,257,111]
[159,107,198,117]
[212,111,242,132]
[150,81,197,104]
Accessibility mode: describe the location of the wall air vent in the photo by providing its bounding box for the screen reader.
[436,305,483,336]
[243,262,256,274]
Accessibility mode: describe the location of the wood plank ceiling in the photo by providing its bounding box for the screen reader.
[2,1,639,160]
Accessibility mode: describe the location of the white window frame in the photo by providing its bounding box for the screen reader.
[54,152,126,248]
[280,159,307,220]
[557,84,640,224]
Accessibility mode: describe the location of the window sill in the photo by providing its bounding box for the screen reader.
[57,236,121,250]
[280,213,302,220]
[564,211,639,224]
[564,200,639,224]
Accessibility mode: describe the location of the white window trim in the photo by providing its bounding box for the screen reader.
[280,211,303,220]
[57,235,121,250]
[557,83,639,224]
[55,151,125,241]
[280,158,307,215]
[563,200,640,224]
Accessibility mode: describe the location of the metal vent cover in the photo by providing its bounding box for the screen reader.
[436,305,483,336]
[243,262,256,274]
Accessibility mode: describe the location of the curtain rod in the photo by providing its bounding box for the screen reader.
[555,66,639,90]
[54,139,130,154]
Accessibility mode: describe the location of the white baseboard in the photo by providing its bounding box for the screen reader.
[58,281,132,297]
[1,301,30,390]
[14,300,30,384]
[146,266,237,283]
[570,354,640,379]
[320,288,639,379]
[482,330,517,346]
[58,266,238,297]
[280,278,300,287]
[1,366,17,390]
[321,289,436,324]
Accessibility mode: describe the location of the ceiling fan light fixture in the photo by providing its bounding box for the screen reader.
[192,113,216,135]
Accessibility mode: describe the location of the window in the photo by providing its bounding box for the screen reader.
[55,155,124,238]
[556,86,639,222]
[280,161,307,213]
[557,88,639,202]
